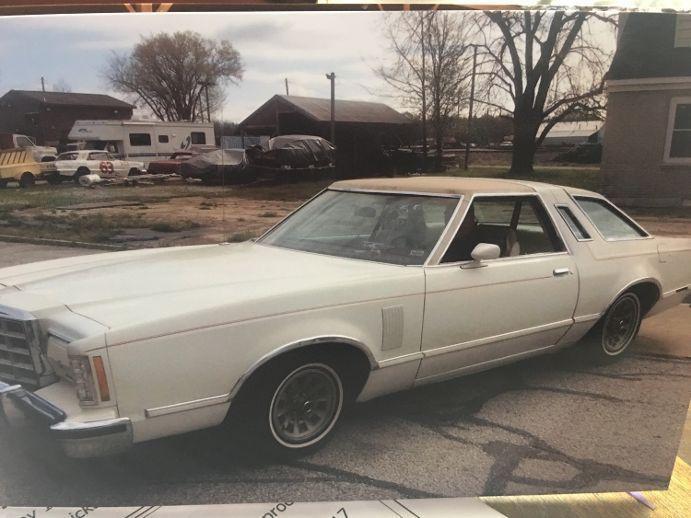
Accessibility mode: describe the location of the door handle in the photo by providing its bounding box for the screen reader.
[553,267,572,276]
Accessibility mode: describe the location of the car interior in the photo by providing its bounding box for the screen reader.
[442,196,565,263]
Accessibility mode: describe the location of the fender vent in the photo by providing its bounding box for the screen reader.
[381,305,404,351]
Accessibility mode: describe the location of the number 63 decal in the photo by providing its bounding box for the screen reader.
[99,161,114,174]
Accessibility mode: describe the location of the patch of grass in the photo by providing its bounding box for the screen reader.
[442,165,602,192]
[227,231,256,243]
[149,222,177,233]
[149,220,201,233]
[199,200,217,211]
[627,206,691,219]
[3,211,147,243]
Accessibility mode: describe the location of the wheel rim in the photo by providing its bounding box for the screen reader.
[602,294,640,355]
[269,363,342,448]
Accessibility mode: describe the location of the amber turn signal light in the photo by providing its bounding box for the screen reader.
[92,356,110,402]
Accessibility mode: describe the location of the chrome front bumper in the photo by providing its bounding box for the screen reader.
[0,381,132,458]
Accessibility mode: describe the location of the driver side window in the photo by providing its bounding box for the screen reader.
[441,196,565,263]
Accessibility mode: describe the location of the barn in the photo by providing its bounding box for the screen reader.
[239,94,413,176]
[0,90,133,150]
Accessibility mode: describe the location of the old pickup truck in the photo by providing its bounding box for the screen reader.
[0,177,689,457]
[0,148,53,188]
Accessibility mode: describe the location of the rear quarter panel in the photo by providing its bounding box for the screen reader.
[546,188,688,345]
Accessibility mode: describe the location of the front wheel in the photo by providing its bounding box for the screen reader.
[585,292,642,363]
[269,363,343,449]
[228,354,347,457]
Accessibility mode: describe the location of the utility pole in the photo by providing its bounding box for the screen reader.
[41,77,45,92]
[284,78,290,96]
[326,72,336,145]
[420,14,428,172]
[464,45,478,171]
[204,83,211,123]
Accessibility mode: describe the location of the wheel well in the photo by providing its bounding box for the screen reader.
[236,342,373,403]
[626,282,660,316]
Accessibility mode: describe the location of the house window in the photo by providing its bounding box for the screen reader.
[158,135,169,144]
[191,132,206,145]
[665,98,691,163]
[129,133,152,146]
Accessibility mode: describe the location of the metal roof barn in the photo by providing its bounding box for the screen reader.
[539,120,604,146]
[0,90,133,148]
[239,95,414,177]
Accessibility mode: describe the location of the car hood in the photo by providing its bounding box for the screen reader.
[0,243,421,345]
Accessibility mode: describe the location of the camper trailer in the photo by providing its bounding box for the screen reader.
[68,120,215,166]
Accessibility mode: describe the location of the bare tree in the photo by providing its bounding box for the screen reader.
[376,12,473,170]
[104,31,243,122]
[425,12,475,170]
[476,11,615,175]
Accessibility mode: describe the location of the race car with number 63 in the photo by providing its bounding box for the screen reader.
[51,150,144,184]
[0,177,689,459]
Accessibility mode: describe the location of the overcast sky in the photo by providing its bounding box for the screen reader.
[0,11,617,123]
[0,11,396,122]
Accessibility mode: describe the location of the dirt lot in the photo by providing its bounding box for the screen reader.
[0,179,330,248]
[0,170,688,248]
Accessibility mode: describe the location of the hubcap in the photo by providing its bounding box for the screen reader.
[602,295,640,355]
[269,364,342,447]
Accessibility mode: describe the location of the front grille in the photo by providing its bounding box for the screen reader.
[0,308,55,388]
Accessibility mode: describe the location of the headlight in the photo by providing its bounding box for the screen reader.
[69,355,97,405]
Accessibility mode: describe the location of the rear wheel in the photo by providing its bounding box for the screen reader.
[585,292,642,363]
[19,172,35,188]
[128,168,141,177]
[0,180,8,189]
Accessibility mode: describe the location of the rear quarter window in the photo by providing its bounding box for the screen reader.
[574,197,648,240]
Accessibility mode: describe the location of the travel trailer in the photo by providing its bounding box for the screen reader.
[67,120,215,166]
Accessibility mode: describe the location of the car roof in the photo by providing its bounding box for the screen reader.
[330,176,598,197]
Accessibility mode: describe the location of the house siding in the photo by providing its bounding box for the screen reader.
[602,86,691,206]
[675,14,691,48]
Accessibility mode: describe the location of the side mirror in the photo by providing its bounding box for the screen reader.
[463,243,501,268]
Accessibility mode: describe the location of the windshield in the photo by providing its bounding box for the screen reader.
[260,190,459,265]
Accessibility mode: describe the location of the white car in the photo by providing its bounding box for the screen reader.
[52,150,144,183]
[0,177,689,458]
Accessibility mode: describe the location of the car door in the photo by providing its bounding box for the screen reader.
[107,154,127,177]
[418,194,579,382]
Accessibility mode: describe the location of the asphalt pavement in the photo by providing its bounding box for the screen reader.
[0,242,689,506]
